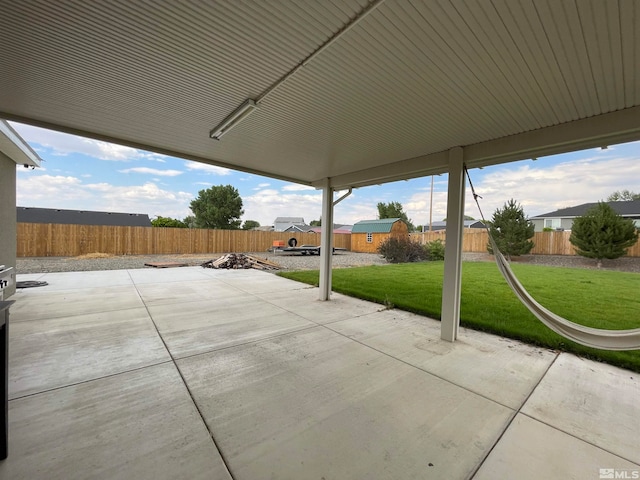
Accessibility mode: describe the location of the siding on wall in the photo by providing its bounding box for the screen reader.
[0,154,16,296]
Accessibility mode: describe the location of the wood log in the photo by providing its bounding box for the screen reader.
[201,253,281,270]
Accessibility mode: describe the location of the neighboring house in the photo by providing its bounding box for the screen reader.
[17,207,152,227]
[307,224,353,234]
[273,216,306,232]
[283,224,315,233]
[351,218,408,253]
[423,220,486,232]
[530,200,640,232]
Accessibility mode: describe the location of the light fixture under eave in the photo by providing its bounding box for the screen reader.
[209,99,258,140]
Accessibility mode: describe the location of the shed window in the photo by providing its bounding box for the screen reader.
[366,232,373,243]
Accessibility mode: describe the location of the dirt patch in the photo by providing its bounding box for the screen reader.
[71,253,115,260]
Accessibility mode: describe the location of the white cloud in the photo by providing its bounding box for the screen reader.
[400,155,640,226]
[184,161,231,175]
[9,122,167,162]
[17,174,193,220]
[118,167,183,177]
[243,188,323,225]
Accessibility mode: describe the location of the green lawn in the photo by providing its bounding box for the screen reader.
[278,261,640,372]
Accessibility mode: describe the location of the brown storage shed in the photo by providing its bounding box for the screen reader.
[351,218,408,253]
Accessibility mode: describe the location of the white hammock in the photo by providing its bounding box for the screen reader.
[489,236,640,351]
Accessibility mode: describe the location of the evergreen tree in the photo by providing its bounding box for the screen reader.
[569,202,638,267]
[190,184,244,229]
[487,199,535,260]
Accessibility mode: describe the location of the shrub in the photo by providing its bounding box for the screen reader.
[425,238,445,260]
[377,236,428,263]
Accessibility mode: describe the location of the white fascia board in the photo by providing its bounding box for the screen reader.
[322,106,640,191]
[0,120,41,167]
[464,106,640,169]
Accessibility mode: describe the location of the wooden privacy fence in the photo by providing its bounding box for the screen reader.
[17,223,640,257]
[409,229,640,257]
[17,223,352,257]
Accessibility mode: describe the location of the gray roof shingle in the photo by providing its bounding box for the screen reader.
[532,200,640,219]
[17,207,152,227]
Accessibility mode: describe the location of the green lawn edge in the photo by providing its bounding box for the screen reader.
[278,262,640,373]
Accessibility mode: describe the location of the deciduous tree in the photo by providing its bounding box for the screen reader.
[606,190,640,201]
[151,216,186,228]
[242,220,260,230]
[377,201,416,231]
[190,185,244,229]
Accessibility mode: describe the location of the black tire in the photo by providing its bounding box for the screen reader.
[288,237,298,247]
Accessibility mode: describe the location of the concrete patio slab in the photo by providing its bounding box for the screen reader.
[17,270,133,291]
[329,309,557,409]
[135,278,246,306]
[10,285,144,321]
[213,269,310,294]
[4,267,639,479]
[177,326,514,480]
[256,288,384,324]
[148,295,316,359]
[473,413,640,480]
[9,307,170,398]
[0,363,231,480]
[521,354,640,465]
[127,266,213,284]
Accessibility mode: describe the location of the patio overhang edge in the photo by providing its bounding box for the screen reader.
[323,105,640,190]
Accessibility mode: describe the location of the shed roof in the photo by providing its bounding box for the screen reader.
[17,207,152,227]
[531,200,640,219]
[1,1,639,190]
[352,218,402,234]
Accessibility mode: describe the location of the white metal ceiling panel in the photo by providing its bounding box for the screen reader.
[0,0,638,187]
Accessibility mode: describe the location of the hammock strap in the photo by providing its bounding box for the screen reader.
[463,165,640,351]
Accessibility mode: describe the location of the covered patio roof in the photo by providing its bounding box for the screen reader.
[1,0,639,189]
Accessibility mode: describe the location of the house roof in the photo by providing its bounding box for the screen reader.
[352,218,402,234]
[1,2,639,191]
[17,207,151,227]
[531,200,640,219]
[426,220,486,230]
[283,225,315,233]
[274,217,305,225]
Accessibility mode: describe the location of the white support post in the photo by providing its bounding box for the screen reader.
[318,178,334,300]
[441,147,465,342]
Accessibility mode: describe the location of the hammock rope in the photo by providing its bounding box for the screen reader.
[464,166,640,351]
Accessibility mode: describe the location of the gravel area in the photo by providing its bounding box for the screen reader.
[15,251,388,274]
[15,251,640,274]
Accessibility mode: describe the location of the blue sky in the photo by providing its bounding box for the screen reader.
[11,121,640,228]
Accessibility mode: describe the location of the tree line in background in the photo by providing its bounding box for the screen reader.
[151,184,261,230]
[152,185,638,267]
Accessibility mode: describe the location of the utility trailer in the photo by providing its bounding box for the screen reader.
[271,239,345,255]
